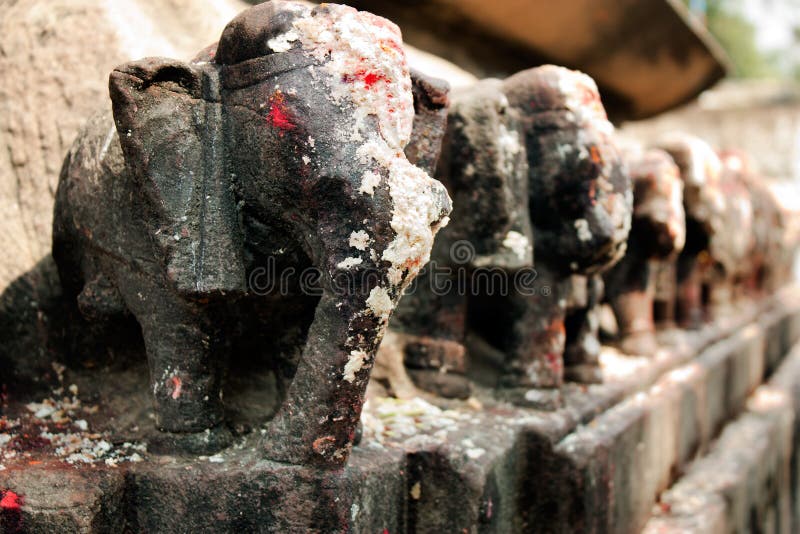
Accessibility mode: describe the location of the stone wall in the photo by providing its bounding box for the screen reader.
[0,0,244,291]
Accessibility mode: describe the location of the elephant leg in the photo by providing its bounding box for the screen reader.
[396,270,470,399]
[563,275,603,383]
[115,269,231,452]
[676,254,704,329]
[261,285,387,467]
[607,255,659,356]
[652,259,678,329]
[496,264,564,409]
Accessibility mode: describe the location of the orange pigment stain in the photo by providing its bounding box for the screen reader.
[589,145,603,165]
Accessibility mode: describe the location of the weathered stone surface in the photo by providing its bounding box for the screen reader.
[643,339,800,533]
[0,465,126,533]
[3,288,797,532]
[125,447,407,533]
[0,0,246,293]
[516,290,799,534]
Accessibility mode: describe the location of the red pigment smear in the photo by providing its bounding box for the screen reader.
[343,69,390,89]
[267,92,296,131]
[0,490,22,512]
[169,376,182,400]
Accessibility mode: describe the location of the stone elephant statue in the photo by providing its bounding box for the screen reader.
[719,150,793,295]
[655,134,728,328]
[392,66,632,407]
[52,1,451,467]
[603,145,685,355]
[390,77,532,399]
[498,66,631,404]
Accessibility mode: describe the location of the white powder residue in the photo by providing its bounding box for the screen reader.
[292,4,414,149]
[574,218,592,242]
[465,448,486,460]
[337,257,363,270]
[267,29,299,52]
[359,170,382,195]
[349,230,370,250]
[357,141,448,288]
[387,267,404,286]
[502,230,530,260]
[366,286,393,319]
[343,349,369,382]
[554,66,609,126]
[496,121,521,176]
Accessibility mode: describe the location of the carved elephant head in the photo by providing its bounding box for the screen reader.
[54,1,451,466]
[626,147,686,260]
[504,65,632,276]
[433,78,534,270]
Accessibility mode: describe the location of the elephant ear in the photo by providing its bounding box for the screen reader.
[404,69,450,177]
[110,58,245,297]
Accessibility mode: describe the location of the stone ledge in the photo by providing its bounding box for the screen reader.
[1,288,799,532]
[513,291,800,534]
[642,338,800,533]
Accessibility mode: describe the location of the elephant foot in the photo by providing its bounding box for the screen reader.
[404,336,467,374]
[148,424,233,455]
[677,313,705,331]
[564,364,603,384]
[618,330,659,356]
[407,369,472,399]
[497,386,562,410]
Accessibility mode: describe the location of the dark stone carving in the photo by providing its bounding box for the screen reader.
[392,77,532,400]
[655,134,728,328]
[562,273,606,383]
[719,151,795,295]
[603,146,686,355]
[495,66,631,402]
[392,66,632,406]
[51,1,451,466]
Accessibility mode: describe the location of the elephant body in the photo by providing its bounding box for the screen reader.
[391,77,532,399]
[655,134,727,328]
[500,66,631,402]
[53,1,451,466]
[603,146,685,355]
[391,66,632,407]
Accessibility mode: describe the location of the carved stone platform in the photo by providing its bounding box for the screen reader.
[2,287,800,532]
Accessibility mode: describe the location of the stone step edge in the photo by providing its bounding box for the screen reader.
[514,293,800,533]
[641,339,800,533]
